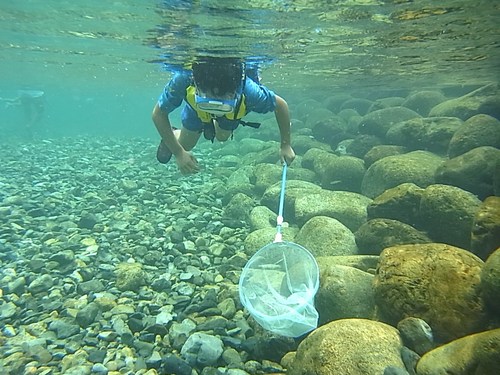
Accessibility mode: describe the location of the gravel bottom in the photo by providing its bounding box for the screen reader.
[0,137,295,375]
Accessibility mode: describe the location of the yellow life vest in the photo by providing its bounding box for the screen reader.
[185,85,247,123]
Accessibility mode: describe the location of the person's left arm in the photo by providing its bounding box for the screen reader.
[244,79,296,165]
[274,94,295,165]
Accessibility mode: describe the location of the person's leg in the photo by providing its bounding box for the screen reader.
[214,120,232,141]
[157,107,202,164]
[178,127,201,150]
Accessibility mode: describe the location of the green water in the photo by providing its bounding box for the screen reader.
[0,0,499,137]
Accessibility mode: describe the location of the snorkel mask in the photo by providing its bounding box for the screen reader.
[194,91,239,117]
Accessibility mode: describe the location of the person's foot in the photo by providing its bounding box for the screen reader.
[156,140,172,164]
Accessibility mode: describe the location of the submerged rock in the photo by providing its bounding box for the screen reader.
[435,146,500,200]
[374,243,486,342]
[115,262,145,292]
[355,218,431,255]
[397,317,434,355]
[294,216,358,257]
[361,151,443,199]
[429,82,500,121]
[315,262,375,324]
[416,328,500,375]
[386,117,463,154]
[288,319,404,375]
[294,190,372,231]
[447,114,500,157]
[367,183,424,226]
[180,332,224,367]
[401,90,447,116]
[418,184,482,249]
[480,248,500,315]
[471,197,500,260]
[358,106,421,138]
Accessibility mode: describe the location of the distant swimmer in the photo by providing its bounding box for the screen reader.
[152,57,295,175]
[1,90,45,136]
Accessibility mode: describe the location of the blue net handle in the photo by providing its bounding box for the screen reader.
[274,162,287,243]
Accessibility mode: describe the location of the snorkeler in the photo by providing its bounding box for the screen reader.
[152,57,295,175]
[1,90,45,136]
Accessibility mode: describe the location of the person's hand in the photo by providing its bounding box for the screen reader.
[280,144,296,166]
[175,149,200,175]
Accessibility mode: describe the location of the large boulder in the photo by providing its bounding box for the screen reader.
[243,227,299,257]
[448,114,500,157]
[435,146,500,200]
[223,166,255,203]
[367,183,424,226]
[294,216,358,257]
[364,145,407,167]
[480,248,500,315]
[401,90,447,116]
[361,151,443,199]
[323,93,353,113]
[241,141,282,165]
[429,82,500,120]
[386,117,463,155]
[304,108,337,128]
[315,255,379,274]
[311,116,349,147]
[373,243,486,342]
[253,163,317,194]
[418,184,482,249]
[295,99,323,122]
[291,134,330,156]
[287,319,405,375]
[260,179,322,223]
[320,155,366,192]
[358,106,421,138]
[294,190,372,231]
[340,97,373,116]
[416,329,500,375]
[345,134,382,158]
[222,193,255,226]
[367,96,406,113]
[355,218,431,255]
[248,205,276,230]
[471,197,500,260]
[315,261,375,325]
[301,148,338,177]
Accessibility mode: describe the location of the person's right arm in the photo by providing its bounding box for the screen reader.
[152,104,185,157]
[152,72,200,174]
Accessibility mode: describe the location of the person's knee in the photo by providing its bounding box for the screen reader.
[178,127,201,151]
[215,131,231,142]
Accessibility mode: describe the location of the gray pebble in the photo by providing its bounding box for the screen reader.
[181,332,224,367]
[401,346,420,375]
[7,276,26,294]
[28,274,54,294]
[91,363,108,374]
[0,301,17,319]
[48,319,80,339]
[76,302,100,328]
[162,353,192,375]
[397,317,434,355]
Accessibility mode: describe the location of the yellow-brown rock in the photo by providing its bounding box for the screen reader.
[373,243,486,342]
[480,248,500,314]
[288,319,404,375]
[416,328,500,375]
[471,196,500,260]
[115,262,145,292]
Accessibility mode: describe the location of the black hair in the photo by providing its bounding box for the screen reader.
[192,57,244,97]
